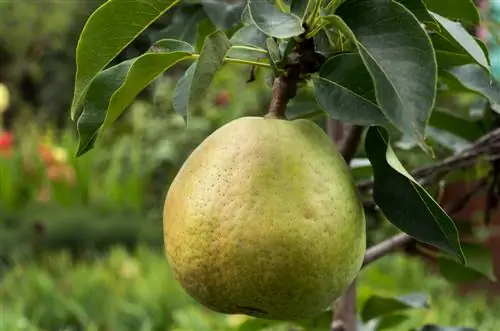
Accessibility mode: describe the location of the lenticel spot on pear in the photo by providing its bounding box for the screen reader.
[163,116,366,320]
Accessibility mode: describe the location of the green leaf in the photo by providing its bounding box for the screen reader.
[396,0,439,30]
[229,24,268,49]
[364,126,465,262]
[438,243,497,284]
[430,12,489,71]
[290,0,309,19]
[420,325,476,331]
[246,0,305,38]
[429,108,484,142]
[227,24,268,60]
[312,53,389,126]
[314,28,338,56]
[152,39,196,53]
[423,0,480,26]
[70,0,180,120]
[426,127,471,153]
[196,18,217,52]
[361,293,429,322]
[286,85,325,120]
[75,42,192,156]
[445,64,500,114]
[374,314,410,331]
[201,0,246,30]
[266,37,282,68]
[337,0,437,152]
[294,309,332,330]
[151,7,206,46]
[172,30,231,120]
[237,318,285,331]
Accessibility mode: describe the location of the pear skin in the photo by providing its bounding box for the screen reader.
[163,116,366,320]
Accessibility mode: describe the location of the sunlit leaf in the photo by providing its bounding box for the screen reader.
[70,0,179,119]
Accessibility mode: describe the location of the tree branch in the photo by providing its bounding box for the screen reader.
[357,127,500,193]
[339,125,364,163]
[362,233,413,267]
[331,281,357,331]
[329,122,364,331]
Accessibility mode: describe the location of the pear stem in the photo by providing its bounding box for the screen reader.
[265,70,300,119]
[265,34,323,119]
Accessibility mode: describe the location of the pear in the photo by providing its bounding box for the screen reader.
[163,116,366,320]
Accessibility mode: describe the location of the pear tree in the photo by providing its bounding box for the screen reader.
[70,0,500,330]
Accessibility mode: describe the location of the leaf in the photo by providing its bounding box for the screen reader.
[361,293,429,322]
[314,28,338,56]
[430,12,489,71]
[286,86,325,120]
[426,127,471,153]
[429,108,484,142]
[290,0,309,19]
[364,126,465,262]
[201,0,246,30]
[70,0,180,119]
[172,30,231,120]
[396,0,439,30]
[431,34,473,70]
[445,64,500,114]
[337,0,437,152]
[374,314,410,331]
[420,325,476,331]
[237,318,285,331]
[438,243,497,284]
[229,24,268,49]
[312,53,389,126]
[151,7,206,46]
[294,309,332,330]
[75,42,192,156]
[227,24,268,60]
[423,0,480,26]
[246,0,305,38]
[196,18,217,52]
[266,37,282,68]
[152,39,196,53]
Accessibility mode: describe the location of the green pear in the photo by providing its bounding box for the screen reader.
[163,116,366,320]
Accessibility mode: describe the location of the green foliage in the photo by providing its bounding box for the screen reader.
[0,63,269,258]
[67,0,500,268]
[1,248,497,331]
[365,127,464,261]
[63,0,500,328]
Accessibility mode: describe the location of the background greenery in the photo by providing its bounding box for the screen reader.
[0,1,499,330]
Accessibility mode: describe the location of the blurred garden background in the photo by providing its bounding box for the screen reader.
[1,1,500,330]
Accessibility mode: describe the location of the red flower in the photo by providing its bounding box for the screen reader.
[0,131,13,157]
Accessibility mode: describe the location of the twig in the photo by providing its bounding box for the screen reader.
[330,122,365,331]
[331,281,357,331]
[362,233,413,267]
[357,127,500,192]
[339,125,364,164]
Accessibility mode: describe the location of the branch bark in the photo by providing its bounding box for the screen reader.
[330,122,364,331]
[362,233,413,267]
[339,125,364,164]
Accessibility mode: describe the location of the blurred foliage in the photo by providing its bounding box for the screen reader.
[0,63,269,260]
[0,0,103,126]
[1,247,498,331]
